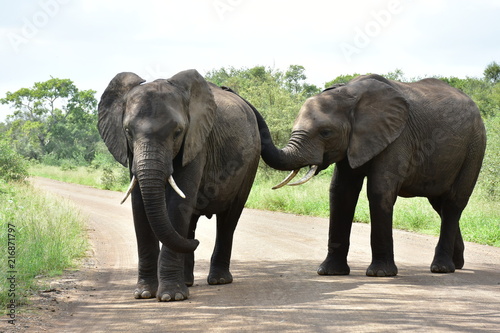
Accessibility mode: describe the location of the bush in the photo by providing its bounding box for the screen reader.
[478,117,500,200]
[0,139,29,182]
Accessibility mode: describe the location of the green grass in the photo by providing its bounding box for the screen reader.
[0,180,89,310]
[247,167,499,247]
[30,163,500,247]
[30,164,129,192]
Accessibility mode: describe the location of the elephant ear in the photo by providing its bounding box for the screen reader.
[98,72,145,167]
[169,69,217,166]
[346,77,409,169]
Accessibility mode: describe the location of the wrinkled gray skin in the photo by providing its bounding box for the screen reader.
[256,74,486,277]
[98,70,260,301]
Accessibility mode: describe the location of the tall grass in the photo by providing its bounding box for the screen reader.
[0,180,89,309]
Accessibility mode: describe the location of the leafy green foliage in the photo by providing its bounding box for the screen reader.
[1,78,99,162]
[0,137,29,182]
[205,65,320,148]
[484,61,500,84]
[479,117,500,200]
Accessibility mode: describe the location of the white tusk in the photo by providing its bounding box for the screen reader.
[272,169,300,190]
[288,165,319,186]
[168,175,186,199]
[120,175,138,205]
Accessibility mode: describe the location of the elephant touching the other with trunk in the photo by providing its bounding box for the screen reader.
[98,69,260,301]
[255,74,486,277]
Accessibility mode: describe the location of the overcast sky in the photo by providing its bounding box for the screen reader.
[1,0,499,121]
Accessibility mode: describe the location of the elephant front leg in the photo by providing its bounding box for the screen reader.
[318,167,364,275]
[157,246,190,301]
[156,199,195,302]
[131,188,159,299]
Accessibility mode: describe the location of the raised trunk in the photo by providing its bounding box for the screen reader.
[136,162,198,254]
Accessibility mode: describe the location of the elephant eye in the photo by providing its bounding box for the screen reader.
[320,129,333,138]
[173,128,183,140]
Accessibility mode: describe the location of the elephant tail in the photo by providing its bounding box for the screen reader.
[220,86,274,157]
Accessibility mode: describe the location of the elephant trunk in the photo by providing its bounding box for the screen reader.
[255,109,312,171]
[253,107,320,188]
[135,149,198,253]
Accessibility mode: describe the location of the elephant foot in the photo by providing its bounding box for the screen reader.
[157,282,189,302]
[431,246,458,273]
[317,256,350,275]
[452,250,464,270]
[431,256,456,273]
[207,268,233,285]
[366,260,398,277]
[134,279,158,299]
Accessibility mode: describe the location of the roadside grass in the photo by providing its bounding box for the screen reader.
[247,167,499,247]
[0,180,89,310]
[30,163,499,247]
[30,164,129,192]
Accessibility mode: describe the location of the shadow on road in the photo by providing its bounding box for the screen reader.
[52,259,500,332]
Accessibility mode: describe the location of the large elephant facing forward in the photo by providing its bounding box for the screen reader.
[98,70,260,301]
[256,74,486,277]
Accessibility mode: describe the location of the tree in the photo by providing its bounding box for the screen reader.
[284,65,307,94]
[1,78,99,162]
[484,61,500,84]
[206,65,318,147]
[324,73,361,88]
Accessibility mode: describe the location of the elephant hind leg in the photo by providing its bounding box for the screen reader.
[428,196,464,273]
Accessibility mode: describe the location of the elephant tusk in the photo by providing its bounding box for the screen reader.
[272,169,300,190]
[120,175,138,205]
[288,165,319,187]
[168,175,186,199]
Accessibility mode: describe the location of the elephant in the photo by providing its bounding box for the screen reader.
[98,69,261,301]
[255,74,486,277]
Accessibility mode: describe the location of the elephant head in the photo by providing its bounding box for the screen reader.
[259,75,409,187]
[98,69,216,253]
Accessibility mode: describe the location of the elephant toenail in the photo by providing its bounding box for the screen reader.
[161,294,172,302]
[175,293,184,301]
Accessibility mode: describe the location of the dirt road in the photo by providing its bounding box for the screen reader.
[13,178,500,332]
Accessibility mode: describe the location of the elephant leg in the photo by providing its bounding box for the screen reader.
[365,177,398,277]
[184,214,200,287]
[208,201,245,285]
[453,226,465,269]
[318,164,364,275]
[429,196,463,273]
[131,187,159,299]
[428,197,465,272]
[157,245,189,301]
[156,197,194,302]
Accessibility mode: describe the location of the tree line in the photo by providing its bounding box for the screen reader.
[1,62,499,179]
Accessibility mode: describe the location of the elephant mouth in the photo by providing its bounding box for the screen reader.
[272,165,319,189]
[120,174,186,204]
